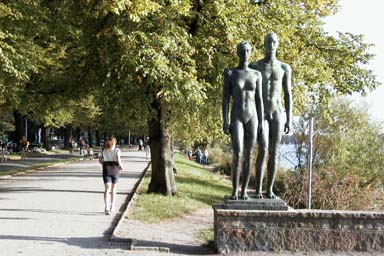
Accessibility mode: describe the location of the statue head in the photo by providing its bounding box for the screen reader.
[264,32,279,55]
[236,41,252,61]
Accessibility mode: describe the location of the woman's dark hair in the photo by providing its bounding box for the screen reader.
[105,136,117,150]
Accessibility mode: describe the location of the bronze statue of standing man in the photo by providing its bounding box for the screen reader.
[222,41,264,200]
[250,32,293,199]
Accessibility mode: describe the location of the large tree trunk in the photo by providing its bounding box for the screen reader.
[74,127,81,142]
[64,126,72,149]
[42,126,51,151]
[87,127,93,147]
[95,130,100,146]
[13,110,25,145]
[147,98,176,196]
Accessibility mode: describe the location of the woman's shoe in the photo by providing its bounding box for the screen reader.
[110,204,116,213]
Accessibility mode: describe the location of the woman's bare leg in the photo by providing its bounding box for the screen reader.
[104,182,111,214]
[110,183,117,212]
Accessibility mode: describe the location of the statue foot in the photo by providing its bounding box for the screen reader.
[240,192,249,200]
[230,192,238,200]
[266,191,276,199]
[254,193,263,199]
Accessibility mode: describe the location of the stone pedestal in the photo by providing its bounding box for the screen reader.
[213,202,384,254]
[224,195,288,211]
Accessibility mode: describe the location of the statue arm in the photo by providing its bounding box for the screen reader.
[282,64,293,134]
[255,71,264,132]
[222,68,232,134]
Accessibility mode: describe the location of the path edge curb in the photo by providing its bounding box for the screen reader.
[110,161,151,242]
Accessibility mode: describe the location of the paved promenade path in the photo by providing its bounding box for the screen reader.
[0,150,149,256]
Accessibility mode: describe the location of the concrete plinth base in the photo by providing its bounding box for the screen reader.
[213,204,384,254]
[224,195,288,211]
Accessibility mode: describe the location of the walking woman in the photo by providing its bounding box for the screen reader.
[20,136,29,160]
[99,136,123,215]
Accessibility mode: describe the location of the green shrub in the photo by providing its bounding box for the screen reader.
[208,146,231,175]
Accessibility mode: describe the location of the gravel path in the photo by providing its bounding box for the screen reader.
[117,207,214,255]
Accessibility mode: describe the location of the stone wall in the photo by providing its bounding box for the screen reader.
[213,205,384,254]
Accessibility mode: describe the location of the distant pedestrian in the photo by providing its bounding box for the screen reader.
[68,138,74,154]
[0,134,7,147]
[79,137,86,156]
[0,134,7,163]
[203,149,209,165]
[144,136,150,159]
[138,138,143,151]
[86,145,94,160]
[194,147,202,164]
[98,136,123,215]
[20,136,29,160]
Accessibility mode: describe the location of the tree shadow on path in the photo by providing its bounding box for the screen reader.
[0,234,130,250]
[129,239,212,255]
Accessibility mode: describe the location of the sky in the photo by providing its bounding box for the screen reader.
[323,0,384,121]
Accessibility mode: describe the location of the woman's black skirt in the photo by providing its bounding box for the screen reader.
[102,161,121,176]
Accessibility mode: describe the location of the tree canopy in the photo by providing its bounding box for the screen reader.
[2,0,379,138]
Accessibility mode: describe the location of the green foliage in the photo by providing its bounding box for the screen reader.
[0,1,54,105]
[0,108,14,133]
[91,0,380,145]
[199,227,214,247]
[314,98,384,184]
[208,145,232,176]
[130,153,231,223]
[0,1,100,131]
[95,2,208,138]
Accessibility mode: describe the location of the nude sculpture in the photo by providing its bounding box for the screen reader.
[222,41,264,200]
[249,33,293,199]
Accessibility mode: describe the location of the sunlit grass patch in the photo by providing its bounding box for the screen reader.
[129,153,231,223]
[199,227,214,243]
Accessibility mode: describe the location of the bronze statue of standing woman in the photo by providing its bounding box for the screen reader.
[249,32,293,199]
[222,41,264,200]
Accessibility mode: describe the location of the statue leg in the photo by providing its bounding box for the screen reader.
[255,120,268,198]
[240,118,257,200]
[230,120,243,200]
[266,114,283,199]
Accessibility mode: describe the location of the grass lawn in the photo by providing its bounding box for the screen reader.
[129,153,231,223]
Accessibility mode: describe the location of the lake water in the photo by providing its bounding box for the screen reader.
[278,144,303,170]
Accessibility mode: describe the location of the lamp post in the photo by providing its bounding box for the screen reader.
[25,118,28,139]
[307,117,314,209]
[128,130,131,148]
